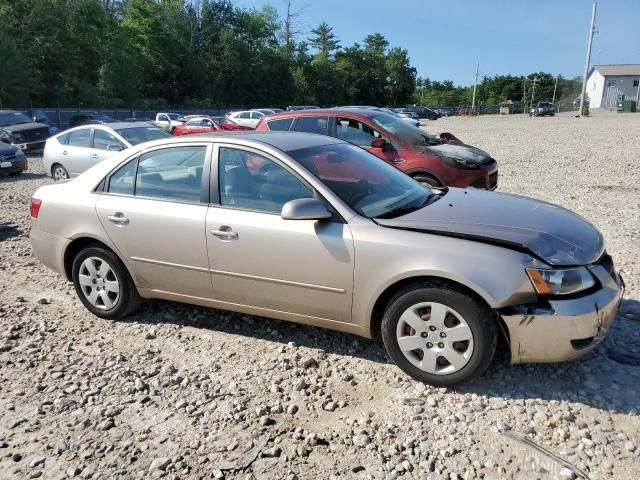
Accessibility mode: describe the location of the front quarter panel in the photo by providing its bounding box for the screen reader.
[349,222,541,333]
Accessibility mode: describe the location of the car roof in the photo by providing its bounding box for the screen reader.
[0,110,26,114]
[266,107,380,119]
[146,131,342,153]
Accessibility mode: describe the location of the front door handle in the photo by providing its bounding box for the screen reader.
[90,153,99,159]
[210,226,238,240]
[62,150,68,155]
[107,213,129,225]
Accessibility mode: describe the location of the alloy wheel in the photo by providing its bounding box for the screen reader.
[77,257,120,310]
[53,165,69,181]
[395,301,474,375]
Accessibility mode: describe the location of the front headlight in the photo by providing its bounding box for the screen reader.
[11,132,26,143]
[526,267,596,295]
[440,156,479,170]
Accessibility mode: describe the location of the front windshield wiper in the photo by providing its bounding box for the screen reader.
[375,193,439,219]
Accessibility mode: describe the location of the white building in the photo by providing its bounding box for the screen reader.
[585,64,640,109]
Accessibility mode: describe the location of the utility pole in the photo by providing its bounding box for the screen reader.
[552,74,559,105]
[522,78,526,113]
[530,77,538,110]
[579,3,597,117]
[471,61,479,115]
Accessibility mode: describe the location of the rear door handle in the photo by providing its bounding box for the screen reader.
[210,227,238,240]
[62,150,68,155]
[107,214,129,225]
[90,153,98,159]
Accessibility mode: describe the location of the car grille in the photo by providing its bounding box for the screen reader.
[0,152,18,162]
[470,176,487,188]
[23,127,49,142]
[489,171,498,190]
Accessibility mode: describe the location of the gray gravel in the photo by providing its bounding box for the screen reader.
[1,111,639,479]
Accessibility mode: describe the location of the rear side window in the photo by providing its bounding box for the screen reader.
[93,129,121,150]
[267,118,293,131]
[293,116,329,135]
[108,159,137,195]
[67,129,92,147]
[56,133,70,145]
[135,146,206,203]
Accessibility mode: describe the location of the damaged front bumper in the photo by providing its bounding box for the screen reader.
[500,264,624,364]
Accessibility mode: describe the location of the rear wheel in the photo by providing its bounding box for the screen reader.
[412,173,442,188]
[52,164,69,181]
[381,282,497,386]
[72,245,141,319]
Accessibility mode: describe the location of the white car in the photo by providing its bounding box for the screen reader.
[226,110,263,128]
[43,123,171,181]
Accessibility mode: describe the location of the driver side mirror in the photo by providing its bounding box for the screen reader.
[281,198,332,221]
[370,138,387,149]
[106,143,124,152]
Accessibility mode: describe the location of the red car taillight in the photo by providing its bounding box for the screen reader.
[30,198,42,218]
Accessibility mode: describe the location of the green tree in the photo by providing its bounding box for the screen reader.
[308,22,340,62]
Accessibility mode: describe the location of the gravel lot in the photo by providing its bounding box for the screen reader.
[1,112,639,480]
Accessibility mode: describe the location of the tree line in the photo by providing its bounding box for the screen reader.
[0,0,416,109]
[0,0,582,110]
[414,73,583,108]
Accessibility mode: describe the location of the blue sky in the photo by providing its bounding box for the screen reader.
[233,0,640,86]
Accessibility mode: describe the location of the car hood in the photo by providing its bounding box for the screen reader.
[0,143,19,156]
[423,142,493,165]
[1,121,49,133]
[376,188,604,266]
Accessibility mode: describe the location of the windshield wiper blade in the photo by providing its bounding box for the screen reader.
[376,194,437,219]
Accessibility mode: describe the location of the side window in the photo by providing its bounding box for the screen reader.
[93,129,121,150]
[250,111,262,119]
[67,129,92,147]
[108,159,137,195]
[293,116,329,135]
[267,118,293,131]
[202,120,213,127]
[56,133,70,145]
[135,146,206,202]
[158,114,169,122]
[218,147,313,214]
[238,112,251,119]
[336,117,381,146]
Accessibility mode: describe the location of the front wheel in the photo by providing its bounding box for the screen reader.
[381,282,497,386]
[412,174,442,188]
[72,245,141,319]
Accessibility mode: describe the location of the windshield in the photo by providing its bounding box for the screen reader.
[0,112,32,127]
[370,113,440,147]
[116,127,171,145]
[167,113,183,120]
[288,143,437,218]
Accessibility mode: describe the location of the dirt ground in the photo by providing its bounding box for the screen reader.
[1,111,639,480]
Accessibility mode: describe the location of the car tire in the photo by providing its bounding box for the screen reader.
[8,171,22,176]
[412,174,442,188]
[72,245,142,319]
[52,164,70,181]
[381,281,497,386]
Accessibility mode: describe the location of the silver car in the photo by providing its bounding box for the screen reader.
[29,133,623,385]
[43,122,171,180]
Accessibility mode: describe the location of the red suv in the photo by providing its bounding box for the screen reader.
[255,108,497,189]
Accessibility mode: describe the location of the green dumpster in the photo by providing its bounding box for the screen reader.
[623,100,637,113]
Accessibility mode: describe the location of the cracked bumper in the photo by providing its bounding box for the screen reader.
[501,265,624,364]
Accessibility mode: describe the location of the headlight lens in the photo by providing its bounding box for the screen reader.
[439,155,479,170]
[526,267,596,295]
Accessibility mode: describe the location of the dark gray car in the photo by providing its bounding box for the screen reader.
[0,110,50,152]
[530,102,555,117]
